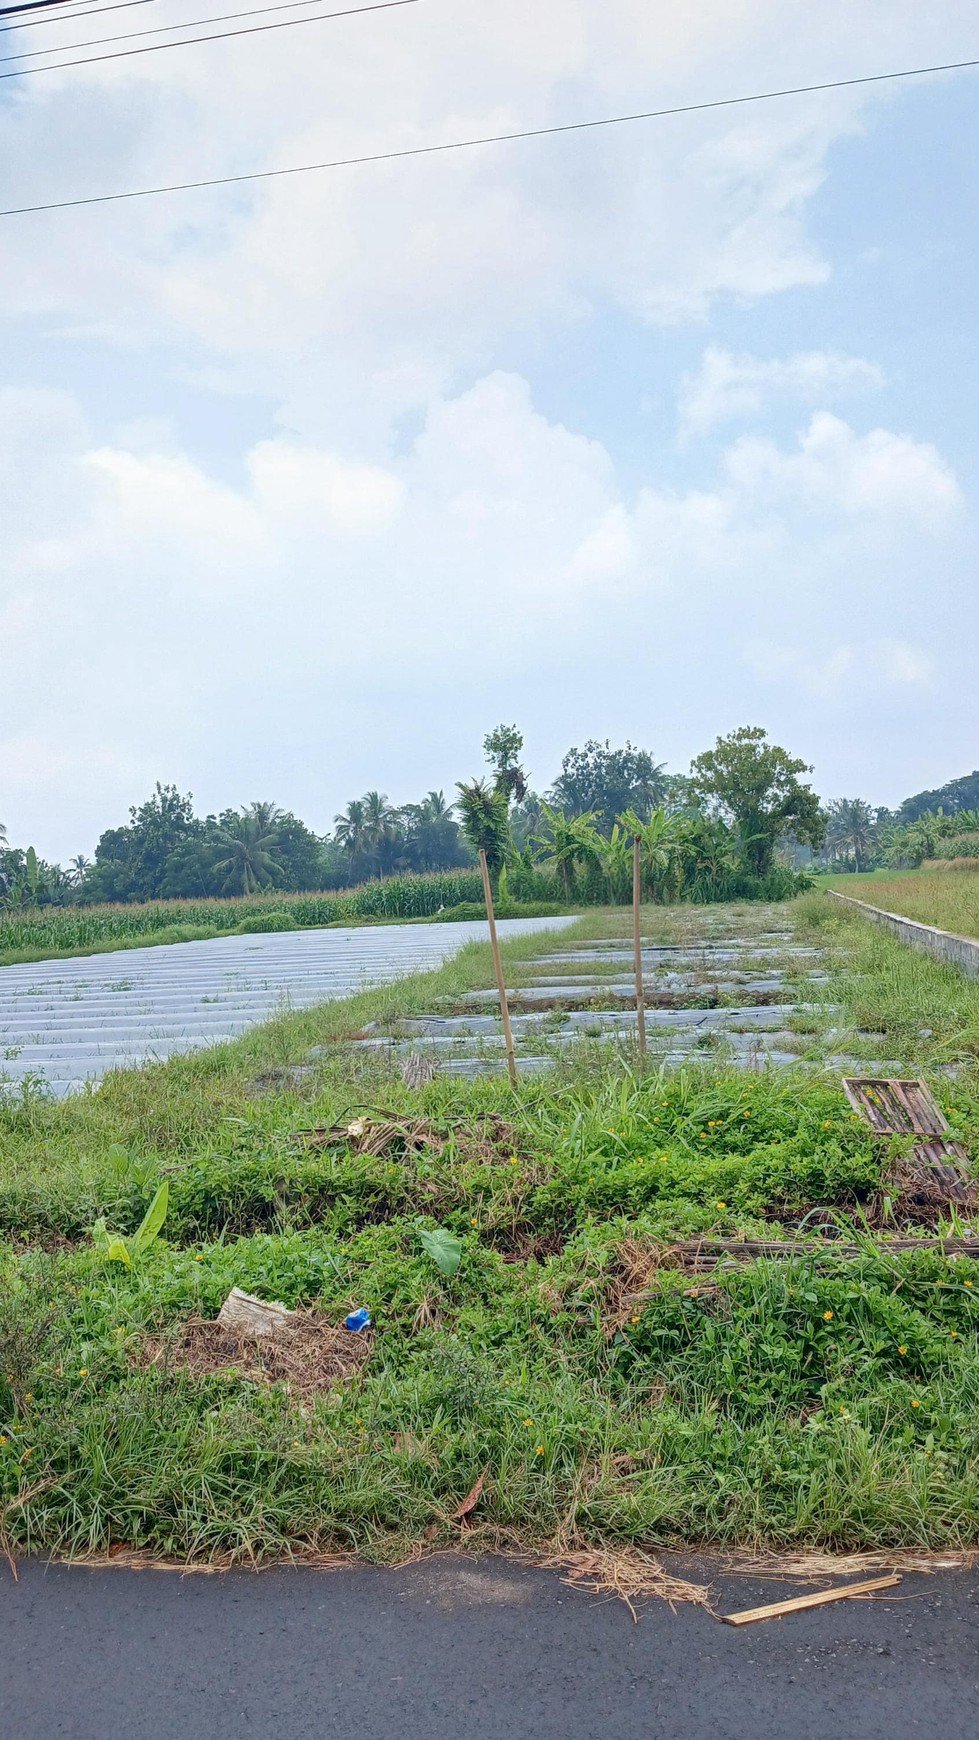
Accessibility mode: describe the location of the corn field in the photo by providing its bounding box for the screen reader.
[0,870,501,956]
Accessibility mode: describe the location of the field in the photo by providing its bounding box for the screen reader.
[826,869,979,940]
[0,872,564,968]
[2,895,979,1566]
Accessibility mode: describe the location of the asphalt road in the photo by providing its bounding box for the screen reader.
[2,1554,978,1739]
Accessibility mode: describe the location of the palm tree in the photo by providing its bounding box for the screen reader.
[456,778,512,877]
[334,799,367,873]
[211,810,283,895]
[405,791,458,871]
[68,854,92,887]
[361,790,400,876]
[631,756,669,817]
[247,801,285,834]
[826,799,876,872]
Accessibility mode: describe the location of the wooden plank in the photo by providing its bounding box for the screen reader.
[721,1574,901,1626]
[842,1077,948,1136]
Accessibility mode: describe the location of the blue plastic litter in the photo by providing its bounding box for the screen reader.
[345,1307,371,1332]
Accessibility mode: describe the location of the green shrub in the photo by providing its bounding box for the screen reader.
[236,911,295,934]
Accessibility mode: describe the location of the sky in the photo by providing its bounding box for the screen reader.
[1,0,978,862]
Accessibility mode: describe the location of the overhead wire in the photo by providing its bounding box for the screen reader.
[0,0,372,63]
[0,0,418,75]
[2,54,976,219]
[1,1,161,36]
[0,0,98,16]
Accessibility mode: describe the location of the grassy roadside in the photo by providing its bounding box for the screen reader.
[821,869,979,939]
[3,898,979,1564]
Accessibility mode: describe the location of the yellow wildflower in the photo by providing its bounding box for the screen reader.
[823,1310,834,1321]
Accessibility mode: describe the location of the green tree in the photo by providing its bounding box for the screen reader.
[89,784,201,902]
[483,723,527,803]
[211,808,284,895]
[550,740,667,833]
[401,791,468,872]
[825,798,877,872]
[689,727,824,877]
[361,791,401,877]
[455,778,513,877]
[532,804,601,899]
[334,799,368,874]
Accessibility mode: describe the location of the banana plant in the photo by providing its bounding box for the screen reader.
[91,1181,169,1268]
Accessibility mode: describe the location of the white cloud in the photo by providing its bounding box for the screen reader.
[723,413,961,523]
[679,347,886,436]
[0,1,969,439]
[0,376,966,856]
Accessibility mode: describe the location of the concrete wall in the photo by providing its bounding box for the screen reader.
[828,890,979,979]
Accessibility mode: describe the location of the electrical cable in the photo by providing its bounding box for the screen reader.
[0,0,373,63]
[3,54,976,217]
[1,1,160,37]
[0,0,92,16]
[0,0,417,75]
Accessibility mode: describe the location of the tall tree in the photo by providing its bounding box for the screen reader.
[211,809,284,895]
[483,723,528,803]
[456,778,512,877]
[689,727,824,877]
[825,798,877,871]
[334,799,368,874]
[549,740,667,834]
[88,783,201,902]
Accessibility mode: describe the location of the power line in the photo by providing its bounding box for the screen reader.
[1,0,374,61]
[0,0,417,75]
[3,54,976,217]
[0,0,95,17]
[1,1,160,37]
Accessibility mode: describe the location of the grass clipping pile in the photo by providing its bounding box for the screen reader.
[140,1289,371,1402]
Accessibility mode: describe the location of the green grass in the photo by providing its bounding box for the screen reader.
[823,868,979,940]
[3,900,979,1564]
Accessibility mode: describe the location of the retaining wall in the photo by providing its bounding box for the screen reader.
[828,890,979,980]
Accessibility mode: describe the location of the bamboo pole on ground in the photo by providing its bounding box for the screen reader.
[479,847,519,1091]
[632,835,647,1061]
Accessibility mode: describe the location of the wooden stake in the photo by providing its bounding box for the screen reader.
[479,848,518,1091]
[721,1574,901,1626]
[632,835,646,1061]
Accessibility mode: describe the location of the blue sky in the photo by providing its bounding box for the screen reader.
[1,1,978,860]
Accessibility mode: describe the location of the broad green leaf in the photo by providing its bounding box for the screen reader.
[131,1181,169,1252]
[107,1143,130,1180]
[105,1235,133,1268]
[418,1227,463,1277]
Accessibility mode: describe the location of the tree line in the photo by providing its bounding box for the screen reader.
[12,731,972,908]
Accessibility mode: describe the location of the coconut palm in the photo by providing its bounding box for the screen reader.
[361,790,401,876]
[68,854,92,887]
[334,799,367,871]
[826,798,877,872]
[211,810,283,895]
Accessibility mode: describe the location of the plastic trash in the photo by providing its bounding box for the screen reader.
[345,1307,371,1332]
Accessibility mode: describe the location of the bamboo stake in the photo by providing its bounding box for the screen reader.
[479,848,518,1091]
[721,1574,901,1626]
[632,835,646,1061]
